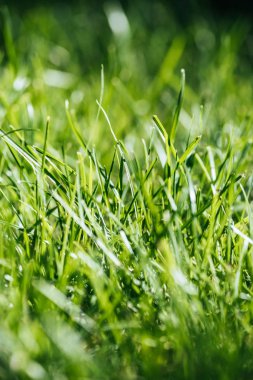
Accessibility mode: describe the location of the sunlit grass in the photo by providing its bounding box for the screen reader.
[0,3,253,379]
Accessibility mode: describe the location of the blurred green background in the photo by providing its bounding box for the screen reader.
[0,0,252,161]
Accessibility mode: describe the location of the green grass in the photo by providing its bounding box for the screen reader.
[0,3,253,379]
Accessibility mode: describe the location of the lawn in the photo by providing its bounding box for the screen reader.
[0,2,253,379]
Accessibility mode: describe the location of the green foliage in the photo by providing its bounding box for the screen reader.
[0,3,253,379]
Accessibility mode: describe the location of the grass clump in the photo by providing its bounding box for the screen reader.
[0,3,253,379]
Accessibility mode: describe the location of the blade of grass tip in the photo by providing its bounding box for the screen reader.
[153,115,171,170]
[66,102,108,192]
[97,100,138,220]
[150,36,186,97]
[153,115,177,160]
[144,157,157,182]
[96,64,104,122]
[199,104,204,131]
[152,115,168,142]
[42,116,50,175]
[96,100,118,142]
[216,145,233,190]
[91,148,111,214]
[65,100,88,152]
[170,68,185,144]
[92,147,106,199]
[104,146,117,195]
[178,135,202,165]
[80,193,106,239]
[152,114,176,195]
[142,138,150,171]
[77,151,86,197]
